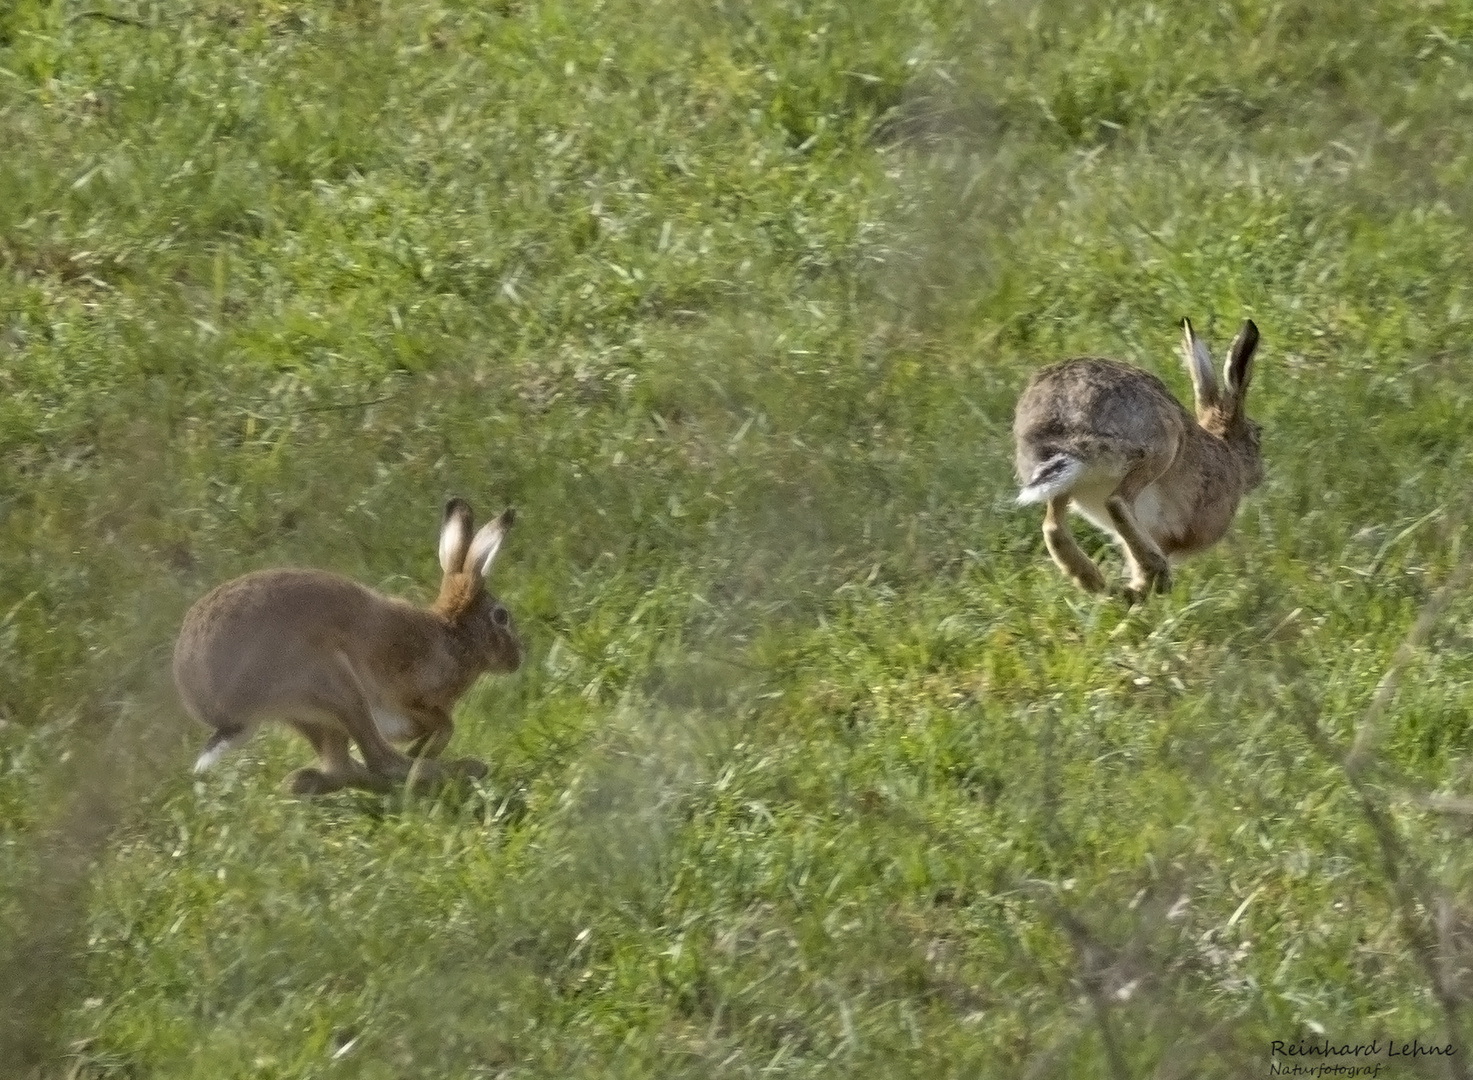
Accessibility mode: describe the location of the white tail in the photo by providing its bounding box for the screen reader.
[1017,454,1085,505]
[192,729,247,773]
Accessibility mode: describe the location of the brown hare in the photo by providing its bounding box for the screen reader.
[174,498,523,795]
[1013,318,1262,601]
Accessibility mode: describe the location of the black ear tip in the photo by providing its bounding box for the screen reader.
[1238,321,1260,356]
[502,507,517,527]
[1180,316,1193,332]
[444,496,471,519]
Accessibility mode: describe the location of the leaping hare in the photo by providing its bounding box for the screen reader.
[174,498,523,795]
[1013,318,1263,601]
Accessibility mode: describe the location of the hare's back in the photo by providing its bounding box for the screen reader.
[174,569,388,724]
[183,568,376,629]
[176,569,381,672]
[1015,357,1186,451]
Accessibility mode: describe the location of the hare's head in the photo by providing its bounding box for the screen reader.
[1181,318,1263,490]
[434,498,523,673]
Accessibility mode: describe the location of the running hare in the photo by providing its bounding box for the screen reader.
[1013,318,1262,601]
[175,498,523,795]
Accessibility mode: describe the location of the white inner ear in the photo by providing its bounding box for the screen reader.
[467,519,506,580]
[1224,350,1255,399]
[1183,329,1218,403]
[439,512,471,574]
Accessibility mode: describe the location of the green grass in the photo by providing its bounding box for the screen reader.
[4,0,1473,1076]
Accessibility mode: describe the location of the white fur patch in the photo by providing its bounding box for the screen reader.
[1131,487,1168,535]
[371,706,416,741]
[1069,491,1115,538]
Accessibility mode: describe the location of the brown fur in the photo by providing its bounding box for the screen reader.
[174,499,522,795]
[1013,319,1263,601]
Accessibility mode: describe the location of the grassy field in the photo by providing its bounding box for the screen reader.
[3,0,1473,1076]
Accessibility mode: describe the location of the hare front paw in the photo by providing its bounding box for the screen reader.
[448,756,488,780]
[1120,567,1172,605]
[404,756,448,790]
[402,756,486,793]
[282,767,345,797]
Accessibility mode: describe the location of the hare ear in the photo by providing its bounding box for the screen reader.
[439,498,474,574]
[467,507,515,581]
[1180,317,1218,409]
[1223,319,1259,406]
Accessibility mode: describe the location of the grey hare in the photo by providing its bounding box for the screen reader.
[175,498,522,795]
[1013,318,1262,601]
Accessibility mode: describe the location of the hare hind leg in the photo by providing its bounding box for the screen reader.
[1043,497,1107,593]
[1104,493,1172,601]
[407,723,488,781]
[1099,445,1176,602]
[406,720,452,761]
[316,651,443,785]
[404,709,488,781]
[283,721,396,796]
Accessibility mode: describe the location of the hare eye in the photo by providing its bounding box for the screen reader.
[491,604,510,628]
